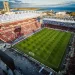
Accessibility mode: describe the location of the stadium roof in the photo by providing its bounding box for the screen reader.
[0,50,15,71]
[43,18,75,23]
[0,12,41,23]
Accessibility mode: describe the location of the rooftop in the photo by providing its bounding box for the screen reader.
[0,12,41,23]
[43,17,75,23]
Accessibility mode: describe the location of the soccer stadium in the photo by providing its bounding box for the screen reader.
[13,28,72,71]
[0,1,75,75]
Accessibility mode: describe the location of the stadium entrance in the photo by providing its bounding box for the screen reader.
[14,26,22,38]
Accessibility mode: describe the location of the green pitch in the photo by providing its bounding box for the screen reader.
[13,28,72,71]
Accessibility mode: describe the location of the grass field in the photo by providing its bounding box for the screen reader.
[13,28,72,71]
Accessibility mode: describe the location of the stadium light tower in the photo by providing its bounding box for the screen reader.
[3,1,10,12]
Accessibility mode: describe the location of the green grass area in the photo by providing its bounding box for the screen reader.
[13,28,72,71]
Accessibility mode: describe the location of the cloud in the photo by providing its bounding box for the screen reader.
[9,0,22,3]
[7,0,75,5]
[0,0,9,1]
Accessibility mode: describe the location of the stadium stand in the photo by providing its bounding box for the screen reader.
[43,18,75,32]
[66,56,75,75]
[45,24,75,32]
[0,12,42,43]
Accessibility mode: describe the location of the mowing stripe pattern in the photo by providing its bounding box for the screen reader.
[13,28,72,71]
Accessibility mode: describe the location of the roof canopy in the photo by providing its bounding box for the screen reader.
[0,50,15,71]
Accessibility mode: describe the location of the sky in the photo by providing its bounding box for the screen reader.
[0,0,75,5]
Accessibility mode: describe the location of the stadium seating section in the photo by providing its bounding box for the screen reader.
[0,18,41,43]
[45,24,75,32]
[43,20,75,32]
